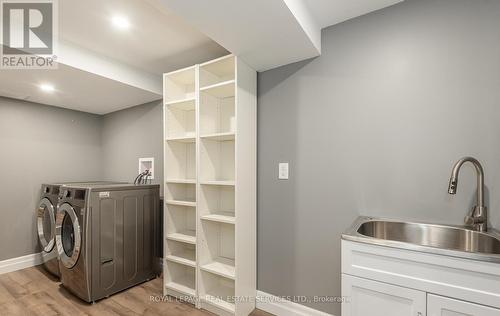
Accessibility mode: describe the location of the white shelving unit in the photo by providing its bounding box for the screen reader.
[163,55,256,316]
[164,65,198,301]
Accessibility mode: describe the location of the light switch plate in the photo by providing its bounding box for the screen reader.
[278,163,289,180]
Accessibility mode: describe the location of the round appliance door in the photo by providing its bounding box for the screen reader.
[37,198,56,253]
[55,203,81,269]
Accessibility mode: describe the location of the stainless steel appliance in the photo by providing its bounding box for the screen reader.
[37,182,127,278]
[55,183,160,302]
[37,184,62,277]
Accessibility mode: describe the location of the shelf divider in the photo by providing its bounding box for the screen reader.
[165,279,195,297]
[166,252,196,268]
[200,212,235,225]
[166,135,196,143]
[200,132,235,141]
[166,179,196,184]
[202,295,235,314]
[200,259,235,280]
[166,230,196,245]
[200,80,235,98]
[200,180,235,186]
[165,199,196,207]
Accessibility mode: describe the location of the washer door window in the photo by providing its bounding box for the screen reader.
[37,198,56,253]
[56,203,81,269]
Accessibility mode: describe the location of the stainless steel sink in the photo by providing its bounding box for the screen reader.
[343,217,500,263]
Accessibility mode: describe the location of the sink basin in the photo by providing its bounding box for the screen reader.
[343,217,500,262]
[357,220,500,255]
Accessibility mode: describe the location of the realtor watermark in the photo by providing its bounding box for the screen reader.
[1,0,58,69]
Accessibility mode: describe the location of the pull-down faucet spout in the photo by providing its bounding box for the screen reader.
[448,157,487,232]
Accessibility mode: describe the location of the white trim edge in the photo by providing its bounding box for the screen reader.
[0,252,43,275]
[257,291,334,316]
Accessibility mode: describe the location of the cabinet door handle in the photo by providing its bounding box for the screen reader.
[101,257,113,265]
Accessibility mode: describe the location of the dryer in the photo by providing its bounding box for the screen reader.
[37,184,62,277]
[55,183,160,302]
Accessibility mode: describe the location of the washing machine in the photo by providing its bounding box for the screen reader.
[55,183,160,302]
[37,184,62,277]
[37,182,127,278]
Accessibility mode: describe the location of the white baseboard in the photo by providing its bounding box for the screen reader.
[257,291,334,316]
[0,252,43,275]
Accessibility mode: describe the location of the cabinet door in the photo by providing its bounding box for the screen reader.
[342,274,426,316]
[428,294,500,316]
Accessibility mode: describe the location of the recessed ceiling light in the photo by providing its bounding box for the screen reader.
[112,15,130,30]
[39,83,55,92]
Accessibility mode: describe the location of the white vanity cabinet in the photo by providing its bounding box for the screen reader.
[427,294,500,316]
[342,240,500,316]
[342,274,426,316]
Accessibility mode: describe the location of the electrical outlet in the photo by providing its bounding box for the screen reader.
[278,163,289,180]
[139,158,154,179]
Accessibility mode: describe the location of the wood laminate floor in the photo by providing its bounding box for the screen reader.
[0,266,273,316]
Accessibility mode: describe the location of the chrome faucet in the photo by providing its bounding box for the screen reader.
[448,157,487,232]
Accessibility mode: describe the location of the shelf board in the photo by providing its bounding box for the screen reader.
[165,199,196,207]
[200,132,235,142]
[165,66,196,86]
[166,179,196,184]
[200,80,235,98]
[200,54,234,70]
[166,230,196,244]
[200,259,235,280]
[202,295,235,314]
[166,135,196,143]
[200,180,235,186]
[165,97,195,110]
[165,250,196,267]
[165,277,196,297]
[200,212,235,225]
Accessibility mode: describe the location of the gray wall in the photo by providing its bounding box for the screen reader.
[101,100,163,189]
[0,97,102,261]
[0,97,162,261]
[258,0,500,314]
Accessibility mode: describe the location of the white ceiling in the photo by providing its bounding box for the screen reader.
[0,0,404,114]
[60,0,228,75]
[0,64,161,115]
[157,0,404,71]
[157,0,321,72]
[0,0,229,114]
[303,0,403,29]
